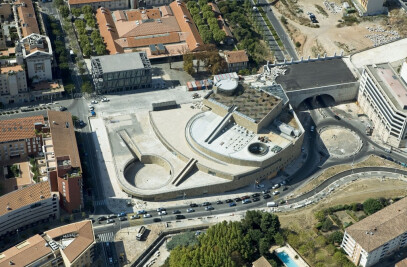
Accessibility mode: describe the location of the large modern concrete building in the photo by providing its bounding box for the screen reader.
[341,197,407,267]
[110,75,304,200]
[0,220,95,266]
[0,64,29,105]
[16,33,53,83]
[91,52,152,93]
[358,63,407,148]
[351,0,386,16]
[0,182,59,238]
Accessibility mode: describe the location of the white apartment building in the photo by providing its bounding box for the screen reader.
[358,63,407,148]
[16,33,53,83]
[0,182,59,238]
[400,60,407,84]
[341,197,407,267]
[0,64,29,104]
[352,0,387,16]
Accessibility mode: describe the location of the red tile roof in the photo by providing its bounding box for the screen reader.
[0,115,44,143]
[16,0,40,37]
[224,50,249,64]
[96,8,123,54]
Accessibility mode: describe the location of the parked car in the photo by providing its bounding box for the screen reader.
[59,106,67,111]
[252,197,260,202]
[205,206,214,211]
[263,194,271,199]
[172,210,181,214]
[262,189,270,194]
[190,203,198,207]
[242,199,252,204]
[101,97,109,102]
[158,211,167,216]
[118,212,126,217]
[241,195,250,200]
[251,193,260,198]
[202,202,211,206]
[175,215,185,219]
[106,219,114,224]
[130,215,140,220]
[273,190,280,195]
[225,199,233,203]
[186,208,195,213]
[143,214,152,218]
[216,200,223,205]
[229,202,236,207]
[91,100,98,104]
[234,197,242,202]
[153,218,161,222]
[137,210,147,215]
[119,217,127,221]
[107,214,116,219]
[97,216,107,222]
[272,183,281,189]
[156,208,166,212]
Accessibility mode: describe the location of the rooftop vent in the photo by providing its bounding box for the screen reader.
[6,205,11,211]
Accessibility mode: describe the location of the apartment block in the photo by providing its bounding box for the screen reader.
[0,64,29,105]
[0,115,45,162]
[358,63,407,148]
[16,0,41,38]
[0,220,95,267]
[352,0,386,15]
[341,197,407,267]
[91,52,152,93]
[45,111,83,213]
[16,33,53,83]
[68,0,129,11]
[0,182,59,238]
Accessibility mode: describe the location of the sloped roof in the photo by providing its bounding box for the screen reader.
[0,115,44,143]
[116,17,180,38]
[45,220,95,263]
[0,182,51,216]
[224,50,249,64]
[16,0,40,37]
[95,8,123,54]
[116,32,180,48]
[346,197,407,252]
[68,0,110,4]
[169,1,203,52]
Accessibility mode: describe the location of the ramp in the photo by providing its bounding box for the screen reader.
[118,129,141,159]
[205,105,236,144]
[171,158,197,186]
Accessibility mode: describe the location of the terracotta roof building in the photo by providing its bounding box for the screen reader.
[45,111,83,213]
[68,0,129,11]
[0,220,95,267]
[0,115,45,162]
[95,0,203,58]
[224,50,249,72]
[252,256,272,267]
[0,182,59,237]
[341,197,407,267]
[208,2,234,45]
[0,64,28,106]
[396,258,407,267]
[16,0,40,38]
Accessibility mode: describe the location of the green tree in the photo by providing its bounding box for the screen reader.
[82,44,92,57]
[259,238,270,255]
[81,81,93,94]
[87,17,96,28]
[321,218,333,232]
[281,16,288,25]
[203,10,214,20]
[201,4,212,12]
[71,7,82,18]
[166,231,198,250]
[363,198,383,215]
[53,0,64,8]
[274,232,285,246]
[328,231,344,244]
[81,5,93,15]
[183,61,195,75]
[95,44,106,55]
[213,30,226,43]
[59,5,70,19]
[314,210,326,222]
[65,84,75,94]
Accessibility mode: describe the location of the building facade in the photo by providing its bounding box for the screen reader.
[91,52,152,93]
[0,220,95,267]
[224,50,249,72]
[358,63,407,148]
[341,197,407,267]
[352,0,386,16]
[0,64,29,105]
[45,111,83,213]
[400,60,407,84]
[0,182,59,238]
[68,0,129,11]
[0,115,45,162]
[16,33,53,83]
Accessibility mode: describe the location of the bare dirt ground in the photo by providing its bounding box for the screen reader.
[271,0,405,57]
[279,178,407,230]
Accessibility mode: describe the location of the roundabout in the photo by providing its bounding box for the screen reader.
[318,126,363,158]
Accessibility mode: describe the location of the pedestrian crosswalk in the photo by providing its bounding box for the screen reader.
[97,232,114,242]
[94,199,107,206]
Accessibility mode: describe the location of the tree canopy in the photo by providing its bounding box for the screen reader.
[363,198,383,215]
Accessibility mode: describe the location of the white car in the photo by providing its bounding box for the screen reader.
[106,219,114,224]
[143,214,152,218]
[130,215,140,220]
[101,97,109,102]
[158,211,167,216]
[89,106,94,111]
[91,100,98,104]
[273,190,280,196]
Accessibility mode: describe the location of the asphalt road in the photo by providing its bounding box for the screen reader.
[257,0,299,60]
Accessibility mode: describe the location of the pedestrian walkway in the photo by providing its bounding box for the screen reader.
[94,199,107,206]
[98,232,114,242]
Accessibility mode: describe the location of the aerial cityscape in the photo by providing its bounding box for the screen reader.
[0,0,406,265]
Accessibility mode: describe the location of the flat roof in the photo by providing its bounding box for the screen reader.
[275,58,356,91]
[367,63,407,110]
[91,52,147,73]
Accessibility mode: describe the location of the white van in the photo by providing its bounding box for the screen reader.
[267,202,278,207]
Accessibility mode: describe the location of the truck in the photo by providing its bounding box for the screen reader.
[136,226,146,241]
[267,202,278,207]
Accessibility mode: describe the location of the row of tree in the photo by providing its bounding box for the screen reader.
[187,0,225,44]
[164,210,281,267]
[73,6,106,57]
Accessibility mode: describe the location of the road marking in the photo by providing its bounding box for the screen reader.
[94,199,107,206]
[98,232,114,242]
